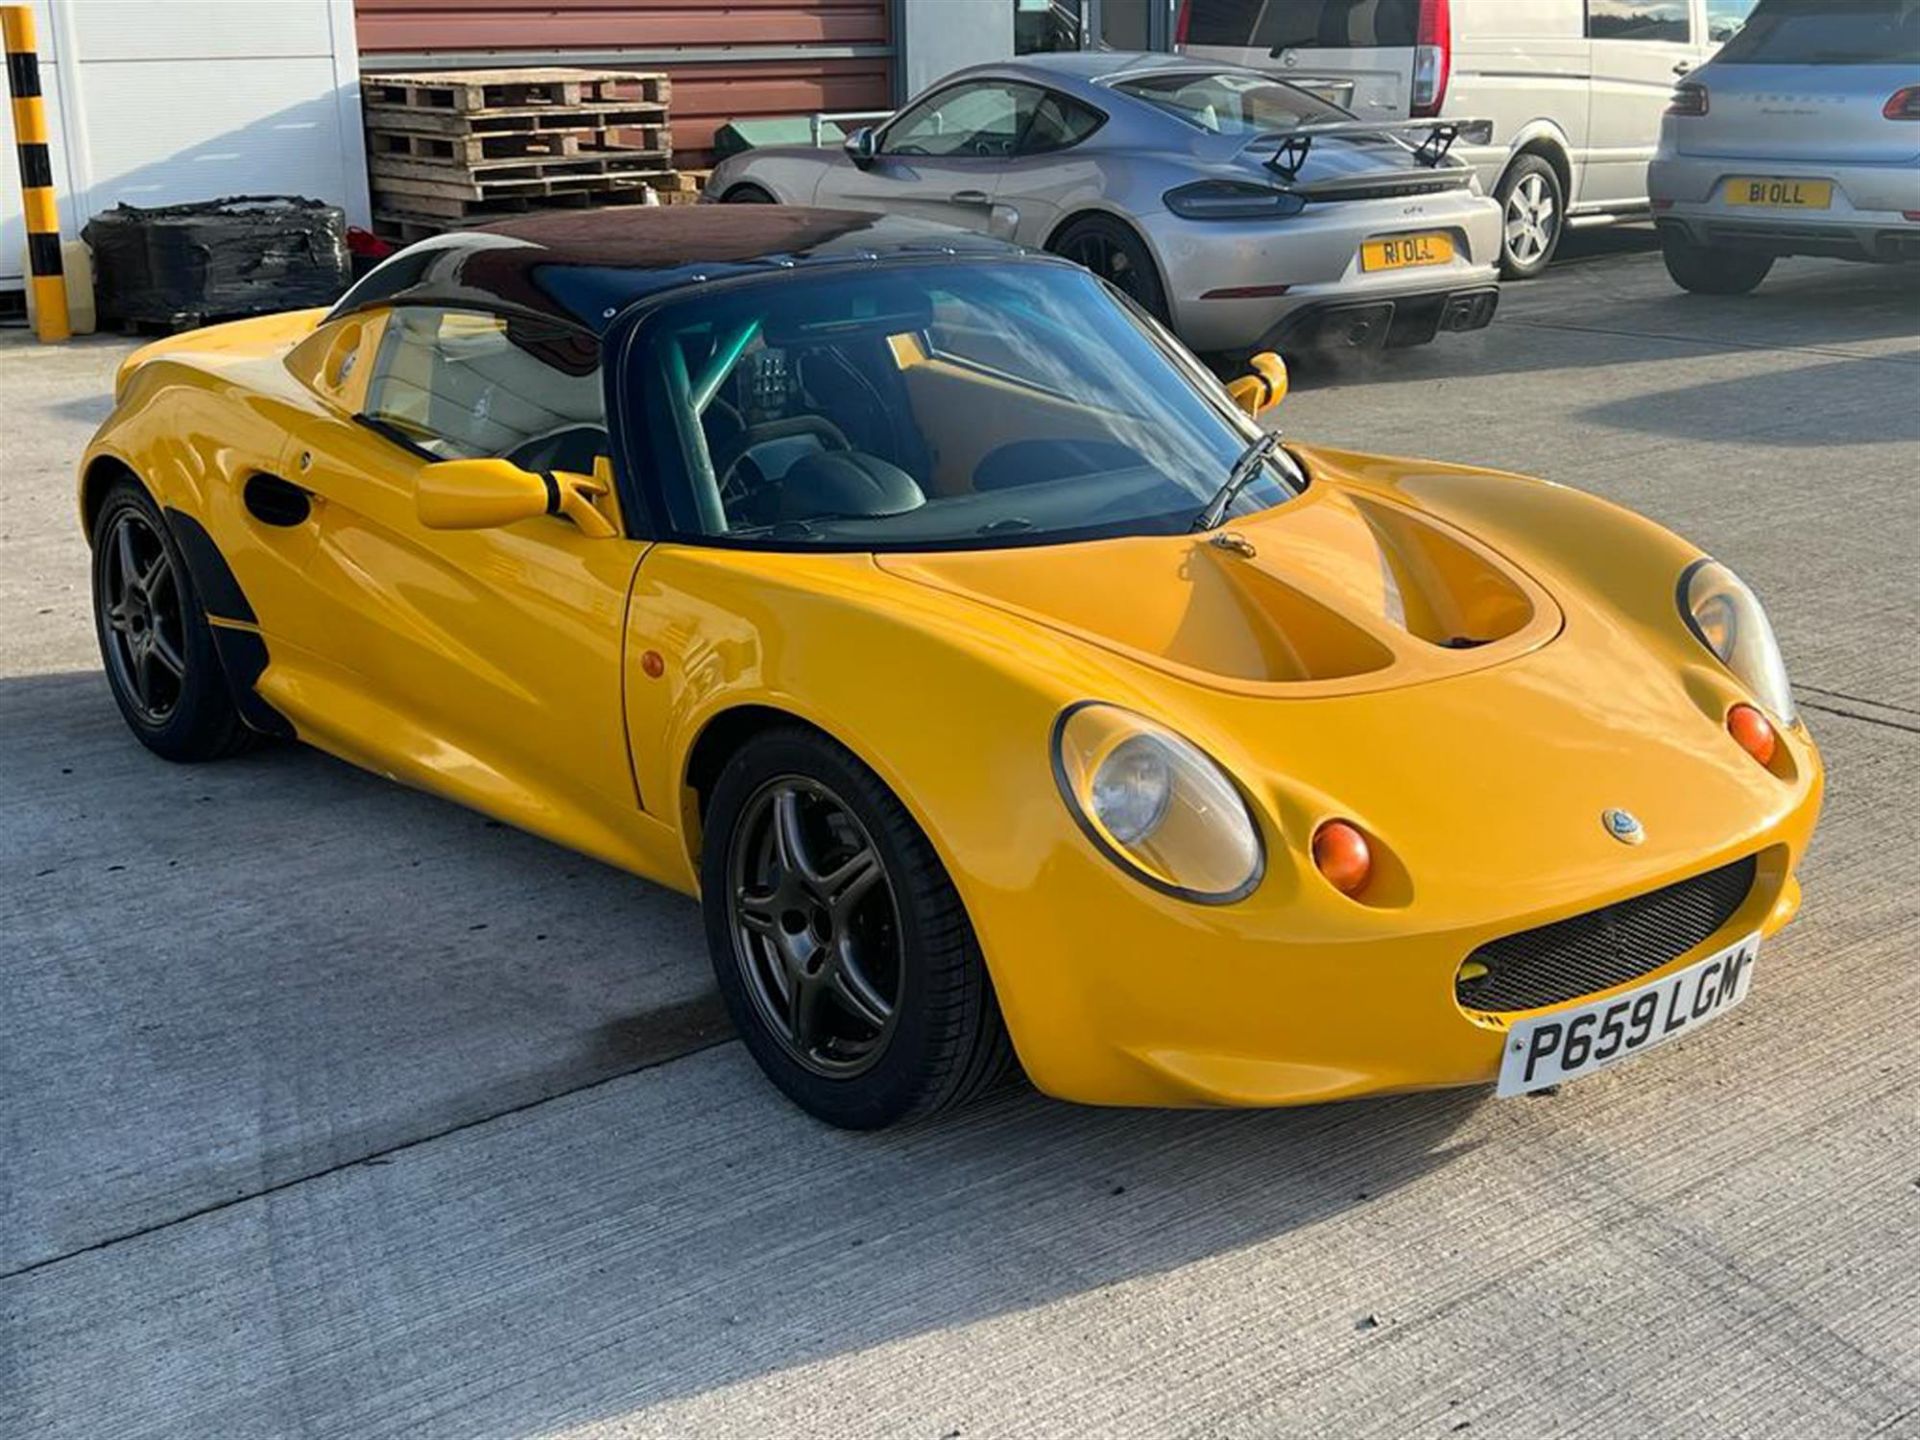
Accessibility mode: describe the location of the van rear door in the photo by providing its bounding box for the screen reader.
[1177,0,1420,118]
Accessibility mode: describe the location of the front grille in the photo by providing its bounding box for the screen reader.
[1456,855,1758,1014]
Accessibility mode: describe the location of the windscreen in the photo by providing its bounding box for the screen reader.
[1183,0,1420,50]
[1715,0,1920,62]
[629,263,1295,549]
[1115,71,1346,134]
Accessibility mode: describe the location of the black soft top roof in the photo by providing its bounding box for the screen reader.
[326,206,1026,334]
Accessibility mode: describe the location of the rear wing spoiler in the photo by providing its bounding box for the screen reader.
[1246,118,1494,181]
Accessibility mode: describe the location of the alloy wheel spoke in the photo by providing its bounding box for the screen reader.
[130,642,155,708]
[140,552,171,600]
[829,939,892,1032]
[787,973,822,1050]
[820,846,881,921]
[736,888,779,935]
[115,521,141,597]
[771,787,820,882]
[148,630,186,679]
[105,601,132,634]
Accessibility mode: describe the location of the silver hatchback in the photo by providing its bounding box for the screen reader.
[1649,0,1920,292]
[705,52,1504,357]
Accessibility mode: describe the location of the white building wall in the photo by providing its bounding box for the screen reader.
[1,0,370,290]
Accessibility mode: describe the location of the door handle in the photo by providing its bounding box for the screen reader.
[1672,60,1693,76]
[950,189,993,206]
[244,472,314,528]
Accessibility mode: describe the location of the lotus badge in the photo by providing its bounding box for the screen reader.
[1602,809,1645,845]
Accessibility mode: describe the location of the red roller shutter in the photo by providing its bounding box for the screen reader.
[355,0,895,169]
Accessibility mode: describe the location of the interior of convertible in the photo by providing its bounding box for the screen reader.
[638,261,1292,547]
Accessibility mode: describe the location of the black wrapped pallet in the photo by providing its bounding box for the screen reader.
[83,196,350,330]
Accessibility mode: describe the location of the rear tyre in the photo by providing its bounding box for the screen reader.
[90,480,256,763]
[1496,155,1565,280]
[1049,214,1172,326]
[1660,230,1775,295]
[701,726,1014,1129]
[722,184,777,204]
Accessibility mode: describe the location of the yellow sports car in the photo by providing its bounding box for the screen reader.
[80,208,1821,1129]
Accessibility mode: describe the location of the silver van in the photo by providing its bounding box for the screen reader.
[1177,0,1760,277]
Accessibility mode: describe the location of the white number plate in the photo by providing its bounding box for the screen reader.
[1496,932,1759,1097]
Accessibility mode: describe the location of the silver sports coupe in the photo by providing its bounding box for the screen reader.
[1649,0,1920,295]
[704,52,1505,358]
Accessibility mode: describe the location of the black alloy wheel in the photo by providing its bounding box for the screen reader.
[701,726,1014,1128]
[90,479,255,762]
[728,776,903,1077]
[1050,214,1172,325]
[98,503,188,727]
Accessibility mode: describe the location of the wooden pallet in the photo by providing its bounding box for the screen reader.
[374,175,680,223]
[372,186,677,242]
[363,100,668,140]
[363,68,669,116]
[368,123,669,165]
[372,162,678,211]
[370,146,673,190]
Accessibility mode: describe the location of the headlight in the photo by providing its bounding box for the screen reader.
[1163,180,1307,221]
[1680,558,1796,725]
[1051,703,1264,903]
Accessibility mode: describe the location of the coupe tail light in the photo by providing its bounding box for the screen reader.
[1175,0,1192,46]
[1884,87,1920,120]
[1410,0,1452,118]
[1668,83,1709,117]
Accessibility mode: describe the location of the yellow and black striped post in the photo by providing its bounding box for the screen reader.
[3,3,69,342]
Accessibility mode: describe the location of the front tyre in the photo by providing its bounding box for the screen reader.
[1660,230,1775,295]
[701,727,1013,1128]
[90,480,256,763]
[721,184,777,204]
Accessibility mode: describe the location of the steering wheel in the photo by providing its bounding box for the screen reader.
[714,415,853,502]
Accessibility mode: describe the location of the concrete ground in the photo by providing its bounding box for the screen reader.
[2,240,1916,1439]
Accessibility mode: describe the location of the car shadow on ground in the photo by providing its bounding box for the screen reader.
[1281,252,1920,394]
[1577,353,1920,448]
[1,668,723,1274]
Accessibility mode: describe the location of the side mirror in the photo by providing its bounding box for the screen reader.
[844,126,877,168]
[1227,351,1288,418]
[416,458,551,531]
[416,457,617,538]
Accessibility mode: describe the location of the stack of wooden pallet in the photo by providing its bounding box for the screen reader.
[363,68,685,242]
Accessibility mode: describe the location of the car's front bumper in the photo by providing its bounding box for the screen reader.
[952,573,1824,1109]
[1137,189,1505,353]
[1649,152,1920,262]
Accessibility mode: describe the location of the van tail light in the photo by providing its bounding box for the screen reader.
[1884,87,1920,120]
[1668,83,1710,117]
[1174,0,1192,46]
[1410,0,1452,118]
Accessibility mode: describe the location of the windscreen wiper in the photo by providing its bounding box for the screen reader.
[1192,430,1283,533]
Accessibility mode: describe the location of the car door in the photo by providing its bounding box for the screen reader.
[991,88,1111,248]
[1584,0,1698,204]
[279,303,655,869]
[814,79,1044,237]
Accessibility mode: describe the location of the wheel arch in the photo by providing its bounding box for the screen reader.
[679,702,934,886]
[1496,128,1575,208]
[79,452,146,543]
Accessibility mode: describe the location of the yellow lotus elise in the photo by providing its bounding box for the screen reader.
[80,208,1821,1128]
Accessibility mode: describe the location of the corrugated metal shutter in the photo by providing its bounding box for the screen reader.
[354,0,895,169]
